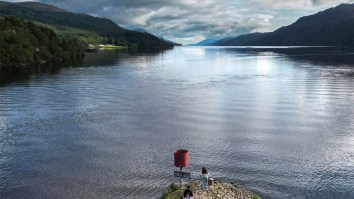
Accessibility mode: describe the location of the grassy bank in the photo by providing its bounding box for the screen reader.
[99,44,127,49]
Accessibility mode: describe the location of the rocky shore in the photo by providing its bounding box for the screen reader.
[161,179,259,199]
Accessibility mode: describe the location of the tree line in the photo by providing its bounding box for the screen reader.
[0,16,84,67]
[0,4,175,50]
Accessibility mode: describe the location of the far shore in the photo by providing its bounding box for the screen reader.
[85,44,128,52]
[98,44,128,49]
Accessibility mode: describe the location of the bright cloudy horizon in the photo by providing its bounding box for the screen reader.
[3,0,354,44]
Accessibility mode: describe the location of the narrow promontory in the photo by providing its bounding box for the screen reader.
[161,179,260,199]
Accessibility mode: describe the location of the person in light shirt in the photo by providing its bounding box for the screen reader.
[201,167,210,190]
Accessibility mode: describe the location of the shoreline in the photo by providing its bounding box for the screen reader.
[161,179,260,199]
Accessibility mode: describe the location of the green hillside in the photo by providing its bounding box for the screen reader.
[0,16,84,67]
[214,4,354,47]
[35,22,108,47]
[0,1,174,50]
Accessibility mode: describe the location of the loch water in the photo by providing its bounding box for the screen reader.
[1,47,354,199]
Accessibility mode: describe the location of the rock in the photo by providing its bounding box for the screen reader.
[208,178,214,186]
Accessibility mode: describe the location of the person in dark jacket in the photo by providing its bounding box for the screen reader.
[183,185,193,198]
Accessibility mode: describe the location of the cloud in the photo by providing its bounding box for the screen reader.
[249,0,354,9]
[45,0,278,43]
[3,0,353,44]
[4,0,37,2]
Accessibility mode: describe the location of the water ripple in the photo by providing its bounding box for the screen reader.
[1,47,354,199]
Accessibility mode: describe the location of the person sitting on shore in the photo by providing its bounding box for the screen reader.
[183,185,193,198]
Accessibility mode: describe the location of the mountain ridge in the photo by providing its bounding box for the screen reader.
[14,1,68,12]
[213,3,354,47]
[0,1,175,50]
[187,39,218,46]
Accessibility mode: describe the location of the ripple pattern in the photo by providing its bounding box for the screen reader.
[1,47,354,199]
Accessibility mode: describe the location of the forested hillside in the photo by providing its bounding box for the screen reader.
[0,1,174,50]
[0,16,84,67]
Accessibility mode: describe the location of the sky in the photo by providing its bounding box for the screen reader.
[4,0,354,44]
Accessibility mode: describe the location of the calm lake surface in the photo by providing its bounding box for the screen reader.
[1,47,354,199]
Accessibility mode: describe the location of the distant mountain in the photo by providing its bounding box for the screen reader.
[158,36,182,46]
[210,37,231,45]
[214,3,354,47]
[121,25,181,46]
[0,1,174,50]
[187,39,218,46]
[129,27,181,45]
[213,33,265,46]
[133,28,148,33]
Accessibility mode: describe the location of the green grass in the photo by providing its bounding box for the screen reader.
[98,44,127,49]
[252,194,260,199]
[33,22,107,46]
[161,183,180,199]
